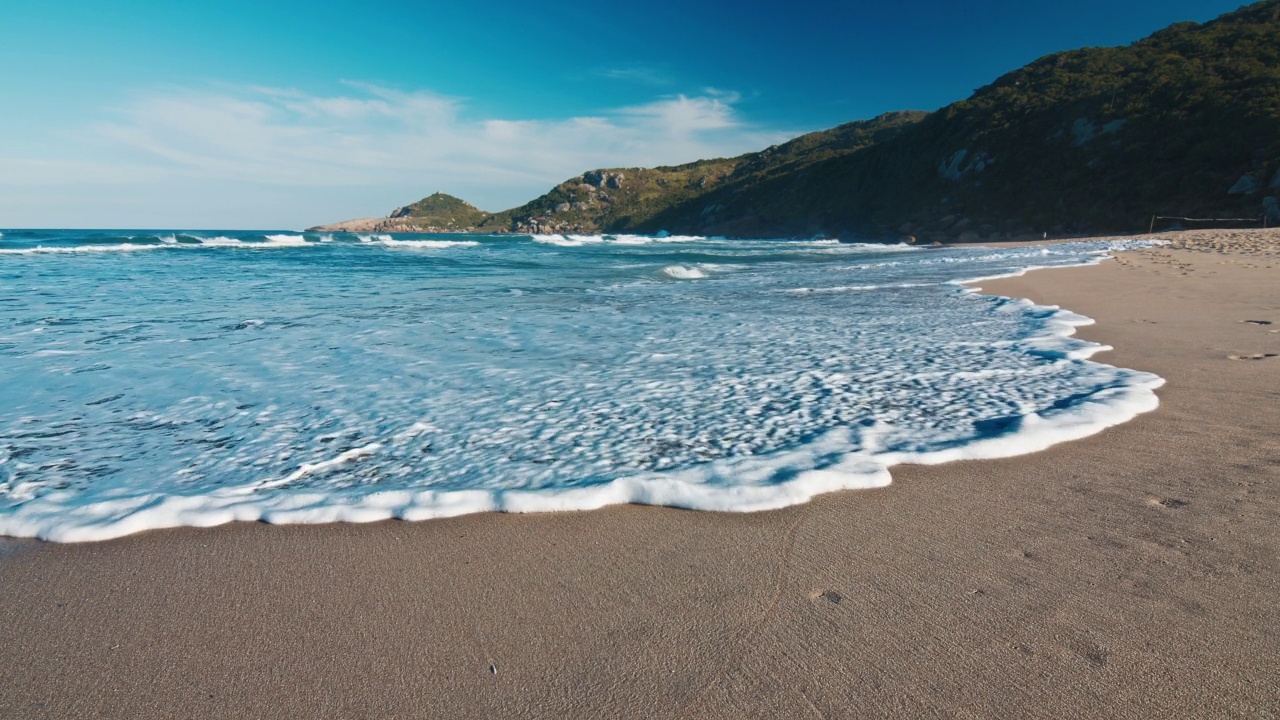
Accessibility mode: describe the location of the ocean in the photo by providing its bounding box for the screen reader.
[0,229,1163,541]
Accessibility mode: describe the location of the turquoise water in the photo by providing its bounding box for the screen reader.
[0,230,1162,541]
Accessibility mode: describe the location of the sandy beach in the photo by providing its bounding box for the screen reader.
[1,230,1278,718]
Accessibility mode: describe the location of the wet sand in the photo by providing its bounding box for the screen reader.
[2,231,1278,718]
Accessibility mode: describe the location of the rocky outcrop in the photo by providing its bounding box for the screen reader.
[582,171,625,189]
[937,150,993,181]
[1230,174,1261,195]
[1264,196,1280,224]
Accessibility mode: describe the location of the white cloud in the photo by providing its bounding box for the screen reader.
[0,83,797,228]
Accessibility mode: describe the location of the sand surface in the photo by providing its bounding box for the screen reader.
[2,231,1279,718]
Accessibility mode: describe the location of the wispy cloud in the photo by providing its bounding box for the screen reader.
[0,82,796,226]
[591,65,672,86]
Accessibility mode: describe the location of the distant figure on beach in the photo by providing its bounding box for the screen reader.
[1043,232,1048,239]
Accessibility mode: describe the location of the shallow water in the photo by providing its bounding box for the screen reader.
[0,230,1163,541]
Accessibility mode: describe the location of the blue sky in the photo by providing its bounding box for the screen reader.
[0,0,1247,228]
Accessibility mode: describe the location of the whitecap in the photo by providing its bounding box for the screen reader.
[0,243,167,254]
[532,234,605,247]
[264,234,309,246]
[378,238,480,250]
[661,265,707,279]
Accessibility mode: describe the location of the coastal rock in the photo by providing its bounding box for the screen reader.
[937,149,992,180]
[1071,118,1098,146]
[1102,119,1128,134]
[1229,174,1260,195]
[583,171,625,189]
[1270,169,1280,188]
[929,215,959,231]
[1264,196,1280,224]
[555,203,571,214]
[938,150,969,180]
[957,231,982,243]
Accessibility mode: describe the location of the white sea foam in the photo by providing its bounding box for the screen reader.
[781,282,936,294]
[532,234,605,246]
[616,233,707,245]
[661,264,708,279]
[253,442,384,492]
[0,236,1165,542]
[533,233,709,247]
[377,238,480,250]
[0,243,167,254]
[264,234,310,246]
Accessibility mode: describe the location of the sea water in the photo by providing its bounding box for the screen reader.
[0,230,1163,541]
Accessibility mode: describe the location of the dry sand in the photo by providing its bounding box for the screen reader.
[2,230,1279,719]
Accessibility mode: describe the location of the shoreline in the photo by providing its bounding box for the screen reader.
[2,233,1278,717]
[0,237,1157,544]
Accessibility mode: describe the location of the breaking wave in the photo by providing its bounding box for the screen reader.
[0,233,1164,541]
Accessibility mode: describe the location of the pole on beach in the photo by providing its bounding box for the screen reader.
[1149,215,1156,234]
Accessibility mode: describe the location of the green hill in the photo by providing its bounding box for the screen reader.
[475,111,927,235]
[390,192,491,230]
[479,0,1280,240]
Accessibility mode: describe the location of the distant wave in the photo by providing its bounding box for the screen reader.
[532,234,606,247]
[533,233,710,247]
[376,238,480,250]
[264,234,311,246]
[0,243,169,255]
[661,264,708,279]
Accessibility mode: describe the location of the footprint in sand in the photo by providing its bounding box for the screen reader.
[1241,320,1273,326]
[1147,497,1189,509]
[1227,353,1279,361]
